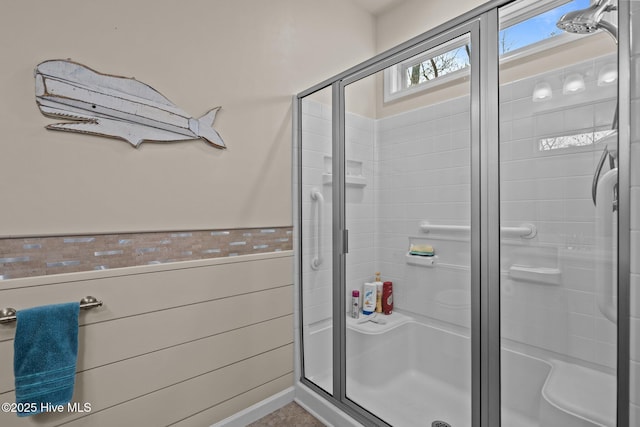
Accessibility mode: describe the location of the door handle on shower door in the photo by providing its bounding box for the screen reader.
[343,229,349,254]
[310,188,324,270]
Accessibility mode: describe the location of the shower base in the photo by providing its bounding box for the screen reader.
[348,371,537,427]
[303,314,614,426]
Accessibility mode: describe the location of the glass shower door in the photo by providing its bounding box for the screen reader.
[342,30,475,427]
[299,86,334,395]
[498,1,618,425]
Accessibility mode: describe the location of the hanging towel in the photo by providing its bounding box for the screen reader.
[13,302,80,417]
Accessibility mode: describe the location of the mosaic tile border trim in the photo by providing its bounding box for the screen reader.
[0,226,292,280]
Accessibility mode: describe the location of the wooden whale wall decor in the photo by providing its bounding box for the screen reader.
[35,59,225,149]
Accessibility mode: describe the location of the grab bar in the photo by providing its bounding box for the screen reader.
[420,221,537,239]
[0,296,103,324]
[310,189,324,270]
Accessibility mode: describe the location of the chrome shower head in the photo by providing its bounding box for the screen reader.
[556,0,618,43]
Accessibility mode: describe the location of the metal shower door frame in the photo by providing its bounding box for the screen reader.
[335,18,485,427]
[294,0,631,425]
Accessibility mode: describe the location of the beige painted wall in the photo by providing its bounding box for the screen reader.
[375,0,485,52]
[0,0,375,236]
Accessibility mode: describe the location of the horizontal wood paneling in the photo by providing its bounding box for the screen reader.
[171,373,294,427]
[0,253,294,426]
[0,253,293,342]
[62,345,294,427]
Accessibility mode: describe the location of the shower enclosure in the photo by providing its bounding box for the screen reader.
[295,0,631,425]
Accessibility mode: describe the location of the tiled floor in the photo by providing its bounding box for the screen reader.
[247,402,325,426]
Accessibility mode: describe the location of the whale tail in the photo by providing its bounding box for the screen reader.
[197,107,225,149]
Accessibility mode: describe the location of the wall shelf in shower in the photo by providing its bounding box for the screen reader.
[322,173,367,187]
[509,264,562,286]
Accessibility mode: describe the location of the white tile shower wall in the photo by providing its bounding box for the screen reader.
[375,96,471,325]
[345,112,376,306]
[301,99,376,326]
[499,54,618,368]
[372,54,619,368]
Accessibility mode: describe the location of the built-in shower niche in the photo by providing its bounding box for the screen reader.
[322,156,367,187]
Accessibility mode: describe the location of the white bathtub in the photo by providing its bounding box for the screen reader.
[303,312,615,427]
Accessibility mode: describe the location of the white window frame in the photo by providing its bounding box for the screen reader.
[383,0,583,103]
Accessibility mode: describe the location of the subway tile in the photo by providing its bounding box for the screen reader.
[632,274,640,317]
[535,110,566,137]
[301,98,323,118]
[631,403,640,427]
[593,317,616,345]
[566,290,596,315]
[564,199,597,222]
[633,231,640,274]
[564,104,595,131]
[510,97,535,120]
[568,312,595,339]
[511,117,535,140]
[563,265,596,292]
[632,360,640,406]
[499,120,514,142]
[509,77,537,102]
[594,99,617,128]
[633,187,640,231]
[631,317,640,361]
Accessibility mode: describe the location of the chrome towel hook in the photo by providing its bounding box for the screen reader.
[0,296,103,324]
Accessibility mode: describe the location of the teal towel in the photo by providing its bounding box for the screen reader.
[13,302,80,417]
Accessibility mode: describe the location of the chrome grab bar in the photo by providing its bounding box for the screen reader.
[0,296,103,324]
[419,221,537,239]
[310,189,324,270]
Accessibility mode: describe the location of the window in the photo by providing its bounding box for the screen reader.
[384,0,594,102]
[499,0,590,56]
[384,35,470,103]
[539,129,615,151]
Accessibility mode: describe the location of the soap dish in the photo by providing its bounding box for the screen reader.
[406,253,437,267]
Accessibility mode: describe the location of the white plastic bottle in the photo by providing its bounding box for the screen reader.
[351,290,360,319]
[374,272,383,313]
[362,283,376,315]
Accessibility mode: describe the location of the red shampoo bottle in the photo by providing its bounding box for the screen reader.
[382,281,393,314]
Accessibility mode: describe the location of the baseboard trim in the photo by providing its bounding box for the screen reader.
[211,387,295,427]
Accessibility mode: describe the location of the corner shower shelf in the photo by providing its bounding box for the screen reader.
[347,311,411,334]
[322,173,367,187]
[406,253,438,267]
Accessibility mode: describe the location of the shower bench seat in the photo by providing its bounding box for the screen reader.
[541,359,616,427]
